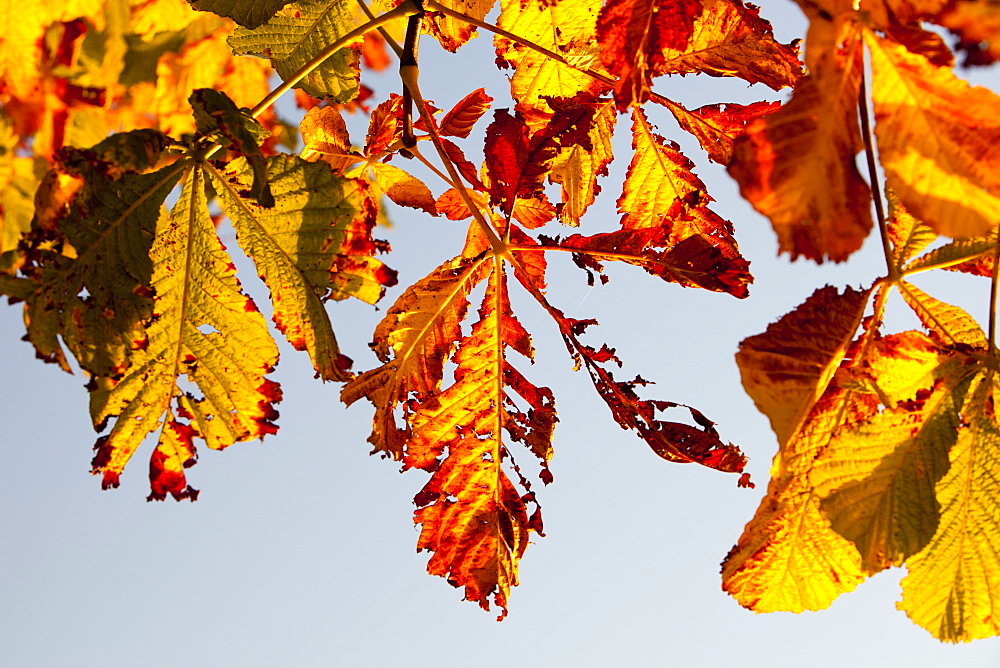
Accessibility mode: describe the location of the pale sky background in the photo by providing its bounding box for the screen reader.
[3,2,1000,666]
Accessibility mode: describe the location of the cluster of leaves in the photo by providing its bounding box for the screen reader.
[1,0,999,642]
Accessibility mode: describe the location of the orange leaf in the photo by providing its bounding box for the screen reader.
[728,24,872,262]
[425,0,496,52]
[439,88,494,138]
[408,269,552,618]
[370,162,437,215]
[655,0,802,90]
[933,0,1000,66]
[867,31,1000,238]
[597,0,702,109]
[341,256,488,458]
[664,99,780,165]
[300,107,363,173]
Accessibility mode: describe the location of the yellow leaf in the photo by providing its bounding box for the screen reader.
[866,30,1000,238]
[369,162,437,214]
[724,287,874,611]
[722,383,868,612]
[886,189,937,270]
[230,0,361,102]
[299,106,363,173]
[495,0,609,120]
[547,99,615,226]
[91,165,280,492]
[899,370,1000,642]
[898,282,989,348]
[0,0,48,99]
[209,155,390,381]
[812,342,975,573]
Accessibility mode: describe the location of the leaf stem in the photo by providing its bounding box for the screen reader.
[397,43,506,253]
[857,65,894,281]
[989,233,1000,355]
[354,0,404,58]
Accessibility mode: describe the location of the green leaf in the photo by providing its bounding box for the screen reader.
[209,154,395,381]
[90,165,281,497]
[17,148,184,375]
[229,0,361,102]
[191,88,274,207]
[189,0,295,29]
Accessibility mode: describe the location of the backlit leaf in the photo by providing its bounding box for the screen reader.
[209,154,392,381]
[425,0,496,52]
[15,140,179,376]
[736,286,870,447]
[728,38,872,261]
[899,370,1000,642]
[616,108,750,296]
[90,165,281,495]
[655,0,801,90]
[189,0,294,29]
[496,0,609,118]
[230,0,361,102]
[722,379,870,612]
[597,0,702,109]
[664,98,780,165]
[812,338,976,573]
[867,30,1000,238]
[408,264,552,619]
[342,255,487,458]
[724,287,873,611]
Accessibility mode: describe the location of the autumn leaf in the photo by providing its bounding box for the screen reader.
[728,25,872,262]
[438,88,494,139]
[425,0,496,52]
[407,263,552,619]
[496,0,610,118]
[811,333,978,573]
[12,138,180,376]
[484,108,586,217]
[663,99,780,165]
[191,88,274,207]
[934,0,1000,66]
[866,30,1000,239]
[90,164,281,499]
[723,286,872,612]
[655,0,801,89]
[898,369,1000,642]
[342,255,486,458]
[299,106,364,172]
[189,0,294,29]
[611,108,750,296]
[597,0,702,109]
[208,154,393,381]
[229,0,362,102]
[547,98,616,226]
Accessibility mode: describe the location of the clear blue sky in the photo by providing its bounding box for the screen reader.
[2,3,1000,666]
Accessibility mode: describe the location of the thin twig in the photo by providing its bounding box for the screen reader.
[249,0,422,120]
[857,70,893,281]
[989,233,1000,355]
[354,0,404,58]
